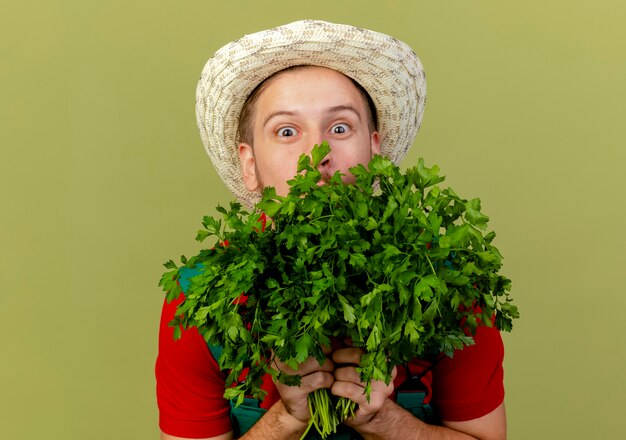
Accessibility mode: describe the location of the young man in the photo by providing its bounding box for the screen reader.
[157,20,506,439]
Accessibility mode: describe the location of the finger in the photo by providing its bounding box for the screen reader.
[334,365,398,388]
[332,377,394,402]
[299,370,335,392]
[332,380,391,427]
[299,355,334,373]
[369,378,395,398]
[390,365,398,381]
[330,380,365,402]
[273,354,334,375]
[274,370,335,424]
[333,373,393,404]
[334,366,363,384]
[332,347,364,365]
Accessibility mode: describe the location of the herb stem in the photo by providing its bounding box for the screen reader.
[425,254,437,276]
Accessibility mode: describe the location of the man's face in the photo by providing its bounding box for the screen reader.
[238,66,380,197]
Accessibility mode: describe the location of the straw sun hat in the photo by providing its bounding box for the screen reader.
[196,19,426,207]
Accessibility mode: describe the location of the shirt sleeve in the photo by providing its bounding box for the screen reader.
[155,293,232,438]
[430,325,505,422]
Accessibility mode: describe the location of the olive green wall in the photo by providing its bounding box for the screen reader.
[1,1,624,438]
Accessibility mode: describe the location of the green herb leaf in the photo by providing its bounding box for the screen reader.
[159,141,518,419]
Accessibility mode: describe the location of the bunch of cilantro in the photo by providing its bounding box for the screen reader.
[160,142,518,437]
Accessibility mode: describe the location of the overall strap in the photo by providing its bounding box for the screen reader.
[395,351,445,426]
[229,398,266,438]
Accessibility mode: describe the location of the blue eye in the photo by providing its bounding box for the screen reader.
[278,127,296,137]
[332,124,348,134]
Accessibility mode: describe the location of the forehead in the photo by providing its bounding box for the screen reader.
[254,66,367,112]
[263,65,356,88]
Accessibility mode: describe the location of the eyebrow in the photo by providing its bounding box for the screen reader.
[262,111,296,128]
[262,105,362,128]
[327,105,362,121]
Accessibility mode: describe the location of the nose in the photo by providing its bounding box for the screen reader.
[304,129,332,172]
[310,140,332,176]
[318,149,331,169]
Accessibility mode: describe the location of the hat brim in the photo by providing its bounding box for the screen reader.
[196,19,426,208]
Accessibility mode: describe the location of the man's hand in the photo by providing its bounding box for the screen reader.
[330,347,397,427]
[271,351,335,423]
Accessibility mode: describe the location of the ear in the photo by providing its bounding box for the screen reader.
[238,142,260,191]
[370,131,381,156]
